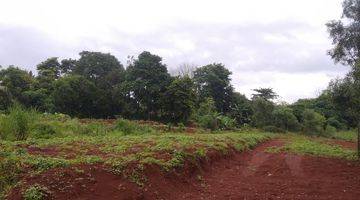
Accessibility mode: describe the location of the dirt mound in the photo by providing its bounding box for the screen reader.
[7,140,360,200]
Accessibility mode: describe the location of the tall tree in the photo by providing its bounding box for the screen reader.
[71,51,126,117]
[162,76,196,123]
[229,92,253,125]
[0,66,33,105]
[327,0,360,157]
[251,97,274,128]
[326,0,360,66]
[193,63,233,114]
[125,51,171,120]
[252,88,278,101]
[73,51,125,87]
[52,75,98,117]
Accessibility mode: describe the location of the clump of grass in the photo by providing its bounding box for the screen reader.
[23,184,50,200]
[331,130,357,142]
[0,104,38,141]
[268,135,357,160]
[114,119,155,135]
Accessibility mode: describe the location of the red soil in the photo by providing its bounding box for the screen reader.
[329,140,357,150]
[7,140,360,200]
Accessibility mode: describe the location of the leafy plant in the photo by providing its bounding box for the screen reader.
[0,104,37,140]
[23,184,50,200]
[114,119,155,135]
[263,125,285,133]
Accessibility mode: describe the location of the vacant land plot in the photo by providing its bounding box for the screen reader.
[1,119,359,200]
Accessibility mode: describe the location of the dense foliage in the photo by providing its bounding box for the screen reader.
[0,49,356,133]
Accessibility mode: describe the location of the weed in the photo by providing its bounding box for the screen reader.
[23,184,50,200]
[268,135,357,160]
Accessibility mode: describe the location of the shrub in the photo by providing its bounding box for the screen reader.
[177,123,186,132]
[194,98,220,130]
[78,122,109,136]
[263,125,285,133]
[326,117,346,130]
[325,125,337,136]
[251,97,274,128]
[197,114,219,130]
[217,115,236,130]
[302,109,326,136]
[114,119,155,135]
[0,105,37,140]
[272,106,301,132]
[23,184,50,200]
[31,123,57,139]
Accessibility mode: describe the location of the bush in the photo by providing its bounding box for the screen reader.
[23,184,50,200]
[325,125,337,136]
[326,117,346,130]
[177,123,186,132]
[114,119,155,135]
[272,106,300,132]
[263,125,285,133]
[0,105,37,140]
[31,123,57,139]
[217,115,236,130]
[302,109,326,136]
[196,114,219,131]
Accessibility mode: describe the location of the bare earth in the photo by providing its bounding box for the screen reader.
[8,139,360,200]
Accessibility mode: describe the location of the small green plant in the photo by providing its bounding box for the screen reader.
[114,119,154,135]
[23,184,50,200]
[217,115,236,130]
[263,125,285,133]
[324,125,337,136]
[0,105,37,140]
[177,122,186,132]
[271,136,357,160]
[31,123,57,139]
[302,109,326,136]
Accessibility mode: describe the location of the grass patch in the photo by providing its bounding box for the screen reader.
[0,129,272,198]
[331,130,357,142]
[23,184,50,200]
[267,135,357,160]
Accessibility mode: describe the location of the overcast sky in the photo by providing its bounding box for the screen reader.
[0,0,350,102]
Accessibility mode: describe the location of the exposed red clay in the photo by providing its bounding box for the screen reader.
[7,139,360,200]
[328,140,357,150]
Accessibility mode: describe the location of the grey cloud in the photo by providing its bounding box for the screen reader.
[0,21,349,101]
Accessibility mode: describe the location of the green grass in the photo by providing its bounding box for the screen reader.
[331,130,357,142]
[267,135,357,160]
[22,184,50,200]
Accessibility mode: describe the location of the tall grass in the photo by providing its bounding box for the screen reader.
[114,119,155,135]
[0,105,38,141]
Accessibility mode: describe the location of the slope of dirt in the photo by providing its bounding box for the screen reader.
[7,139,360,200]
[187,139,360,200]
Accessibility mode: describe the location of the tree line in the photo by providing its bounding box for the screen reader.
[0,49,356,134]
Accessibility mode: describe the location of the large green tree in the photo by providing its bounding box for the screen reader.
[125,51,171,120]
[0,66,33,105]
[193,63,233,114]
[36,57,61,91]
[272,106,300,132]
[326,0,360,66]
[229,92,252,125]
[252,88,278,101]
[162,76,196,123]
[52,75,98,117]
[251,97,274,128]
[71,51,126,117]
